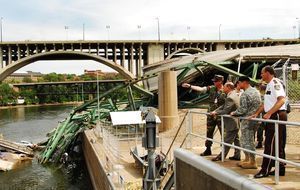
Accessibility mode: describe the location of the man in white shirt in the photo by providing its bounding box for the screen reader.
[251,66,287,178]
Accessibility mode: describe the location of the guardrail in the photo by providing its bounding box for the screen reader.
[186,110,300,185]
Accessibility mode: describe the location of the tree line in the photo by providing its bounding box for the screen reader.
[0,72,123,106]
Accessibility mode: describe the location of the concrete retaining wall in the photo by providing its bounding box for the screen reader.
[174,148,269,190]
[82,130,113,190]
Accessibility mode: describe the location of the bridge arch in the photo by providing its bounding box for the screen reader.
[166,48,205,60]
[0,51,135,81]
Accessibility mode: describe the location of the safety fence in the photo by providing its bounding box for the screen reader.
[274,63,300,105]
[186,110,300,185]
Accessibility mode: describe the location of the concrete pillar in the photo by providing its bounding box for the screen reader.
[26,45,30,56]
[113,44,117,62]
[105,44,108,58]
[121,44,125,68]
[71,43,74,51]
[130,44,134,73]
[44,44,48,52]
[35,44,39,53]
[208,43,212,52]
[138,44,142,77]
[96,43,99,56]
[17,45,21,60]
[174,43,178,51]
[216,43,226,51]
[200,43,205,51]
[0,46,3,68]
[158,70,178,132]
[147,44,164,65]
[167,43,171,57]
[89,43,91,54]
[8,46,12,65]
[80,44,82,52]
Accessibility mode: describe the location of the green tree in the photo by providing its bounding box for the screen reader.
[0,83,18,105]
[22,77,33,83]
[19,88,38,104]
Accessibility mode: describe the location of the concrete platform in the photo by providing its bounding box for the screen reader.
[190,144,300,190]
[82,109,300,189]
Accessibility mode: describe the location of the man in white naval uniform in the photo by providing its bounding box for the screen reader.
[252,66,287,178]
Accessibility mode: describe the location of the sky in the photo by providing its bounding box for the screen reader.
[0,0,299,74]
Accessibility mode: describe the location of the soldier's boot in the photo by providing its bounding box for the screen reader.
[237,154,249,167]
[241,156,257,169]
[200,147,212,156]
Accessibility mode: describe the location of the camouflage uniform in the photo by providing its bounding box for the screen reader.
[203,85,226,147]
[232,86,261,159]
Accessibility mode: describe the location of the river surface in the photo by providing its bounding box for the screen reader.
[0,105,92,190]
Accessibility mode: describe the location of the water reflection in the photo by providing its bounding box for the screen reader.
[0,105,92,190]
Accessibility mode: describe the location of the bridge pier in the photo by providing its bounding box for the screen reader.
[158,70,178,132]
[147,44,164,65]
[216,43,226,51]
[8,46,12,65]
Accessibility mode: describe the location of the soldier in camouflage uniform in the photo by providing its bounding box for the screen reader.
[182,75,226,156]
[231,76,261,169]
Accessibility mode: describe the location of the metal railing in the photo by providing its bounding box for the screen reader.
[186,110,300,185]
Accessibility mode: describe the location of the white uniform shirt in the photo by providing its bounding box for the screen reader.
[264,77,286,112]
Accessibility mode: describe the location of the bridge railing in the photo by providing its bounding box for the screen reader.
[185,109,300,185]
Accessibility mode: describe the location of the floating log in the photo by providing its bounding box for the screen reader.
[0,139,33,156]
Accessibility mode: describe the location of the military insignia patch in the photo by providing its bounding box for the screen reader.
[274,84,281,90]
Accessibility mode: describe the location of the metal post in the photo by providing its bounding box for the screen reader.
[237,56,242,73]
[137,25,142,40]
[221,115,225,162]
[82,23,85,41]
[275,122,280,184]
[64,26,69,40]
[156,17,160,41]
[143,110,159,190]
[76,84,79,102]
[97,72,100,119]
[282,59,289,87]
[106,25,110,41]
[219,24,222,40]
[297,18,300,39]
[0,17,3,43]
[81,83,84,102]
[187,26,191,40]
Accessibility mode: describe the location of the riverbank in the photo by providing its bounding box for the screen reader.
[0,101,83,110]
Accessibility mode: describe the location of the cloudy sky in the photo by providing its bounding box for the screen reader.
[1,0,299,74]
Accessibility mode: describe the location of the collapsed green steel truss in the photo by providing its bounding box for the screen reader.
[39,59,261,164]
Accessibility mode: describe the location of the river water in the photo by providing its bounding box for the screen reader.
[0,105,92,190]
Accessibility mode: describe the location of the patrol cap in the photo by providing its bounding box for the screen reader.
[211,75,224,82]
[238,76,250,82]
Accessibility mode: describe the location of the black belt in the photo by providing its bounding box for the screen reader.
[277,110,286,113]
[270,110,286,116]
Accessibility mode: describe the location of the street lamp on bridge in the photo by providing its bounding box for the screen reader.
[137,25,142,40]
[83,23,85,41]
[106,25,110,40]
[187,26,191,40]
[64,26,69,40]
[155,17,161,41]
[219,24,222,40]
[296,18,300,39]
